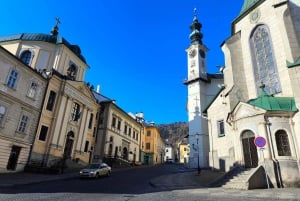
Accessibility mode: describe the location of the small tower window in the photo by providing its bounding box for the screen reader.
[20,50,32,65]
[66,63,77,80]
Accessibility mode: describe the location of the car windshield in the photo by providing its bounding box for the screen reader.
[88,164,101,169]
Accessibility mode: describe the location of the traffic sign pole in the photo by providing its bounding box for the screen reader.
[254,136,269,189]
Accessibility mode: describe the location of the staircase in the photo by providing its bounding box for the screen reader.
[222,168,255,190]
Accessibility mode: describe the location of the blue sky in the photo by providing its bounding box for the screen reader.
[0,0,243,124]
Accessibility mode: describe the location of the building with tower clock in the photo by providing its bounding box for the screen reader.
[184,9,224,170]
[200,0,300,188]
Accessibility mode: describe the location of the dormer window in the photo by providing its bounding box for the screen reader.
[20,50,32,65]
[66,63,77,80]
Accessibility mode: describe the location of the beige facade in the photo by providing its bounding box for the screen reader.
[93,96,142,166]
[0,46,47,172]
[207,0,300,187]
[0,27,99,170]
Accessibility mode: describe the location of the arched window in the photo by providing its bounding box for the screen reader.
[66,63,77,80]
[275,130,291,156]
[20,50,32,65]
[251,25,281,95]
[71,102,80,121]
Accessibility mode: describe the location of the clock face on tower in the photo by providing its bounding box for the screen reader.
[189,49,197,58]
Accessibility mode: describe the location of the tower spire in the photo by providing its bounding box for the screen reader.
[51,17,60,36]
[189,8,203,44]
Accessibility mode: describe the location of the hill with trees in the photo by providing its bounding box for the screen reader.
[157,122,188,145]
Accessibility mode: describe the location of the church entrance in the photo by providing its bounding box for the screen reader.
[63,132,74,159]
[241,130,258,168]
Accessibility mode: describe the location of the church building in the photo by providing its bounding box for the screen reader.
[205,0,300,187]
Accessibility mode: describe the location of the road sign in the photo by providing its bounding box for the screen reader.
[254,136,266,148]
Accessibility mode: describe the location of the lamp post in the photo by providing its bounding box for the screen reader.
[195,133,201,174]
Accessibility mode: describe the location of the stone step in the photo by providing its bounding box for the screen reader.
[223,182,249,190]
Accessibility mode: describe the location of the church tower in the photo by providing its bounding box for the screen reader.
[184,9,224,169]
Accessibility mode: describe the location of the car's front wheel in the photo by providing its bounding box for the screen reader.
[95,173,99,179]
[106,171,111,177]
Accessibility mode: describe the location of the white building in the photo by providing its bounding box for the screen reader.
[164,145,174,162]
[184,9,223,169]
[205,0,300,187]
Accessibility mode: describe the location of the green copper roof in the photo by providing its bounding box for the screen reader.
[0,33,86,63]
[248,91,297,112]
[287,57,300,68]
[240,0,261,15]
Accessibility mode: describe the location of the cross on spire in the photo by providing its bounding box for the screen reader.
[51,17,61,36]
[193,8,198,20]
[55,17,61,26]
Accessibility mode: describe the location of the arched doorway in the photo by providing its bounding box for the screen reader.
[241,130,258,168]
[63,131,74,159]
[122,147,128,160]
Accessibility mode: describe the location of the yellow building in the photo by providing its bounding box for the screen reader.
[142,123,165,165]
[178,143,190,165]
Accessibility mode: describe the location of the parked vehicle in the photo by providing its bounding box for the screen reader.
[79,163,111,178]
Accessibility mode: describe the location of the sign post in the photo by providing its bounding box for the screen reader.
[254,136,269,189]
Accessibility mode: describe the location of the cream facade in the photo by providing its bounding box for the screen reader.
[179,143,190,165]
[93,95,142,166]
[0,46,47,172]
[207,0,300,187]
[0,25,99,170]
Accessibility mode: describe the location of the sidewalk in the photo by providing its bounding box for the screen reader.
[149,169,225,189]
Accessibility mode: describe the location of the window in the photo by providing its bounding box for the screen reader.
[124,124,128,134]
[38,125,48,141]
[71,103,81,121]
[251,25,281,95]
[0,106,6,126]
[66,63,77,80]
[7,70,18,88]
[88,113,94,129]
[93,127,96,137]
[146,143,151,150]
[84,141,89,152]
[128,127,131,137]
[18,114,29,133]
[111,116,116,127]
[276,130,291,156]
[117,119,121,130]
[136,133,139,141]
[147,130,151,136]
[20,50,32,65]
[27,81,38,99]
[217,120,225,137]
[46,91,56,111]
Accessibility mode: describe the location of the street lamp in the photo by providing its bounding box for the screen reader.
[195,133,201,174]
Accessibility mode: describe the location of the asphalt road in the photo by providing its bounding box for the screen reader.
[0,164,179,195]
[0,164,299,201]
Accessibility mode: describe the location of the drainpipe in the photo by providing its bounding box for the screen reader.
[265,116,283,188]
